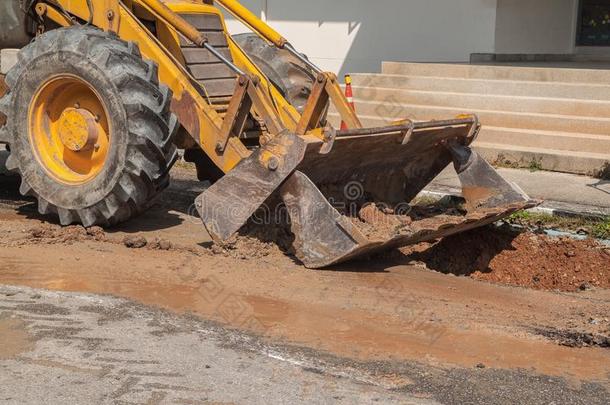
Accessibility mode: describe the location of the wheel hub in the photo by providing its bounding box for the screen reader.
[57,107,99,152]
[28,74,110,184]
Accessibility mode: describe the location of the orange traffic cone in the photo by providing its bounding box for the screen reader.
[340,74,355,130]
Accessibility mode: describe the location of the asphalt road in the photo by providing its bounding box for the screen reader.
[1,285,608,405]
[0,285,424,405]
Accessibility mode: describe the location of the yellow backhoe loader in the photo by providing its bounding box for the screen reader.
[0,0,536,268]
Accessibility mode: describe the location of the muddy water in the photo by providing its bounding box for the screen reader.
[1,236,609,383]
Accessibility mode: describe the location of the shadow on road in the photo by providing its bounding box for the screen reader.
[323,260,394,273]
[0,173,194,233]
[406,226,520,276]
[587,177,610,197]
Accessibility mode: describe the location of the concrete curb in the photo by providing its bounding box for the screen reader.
[420,184,610,220]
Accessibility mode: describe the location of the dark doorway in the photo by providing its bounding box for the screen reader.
[577,0,610,46]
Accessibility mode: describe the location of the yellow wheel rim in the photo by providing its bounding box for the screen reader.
[28,75,111,185]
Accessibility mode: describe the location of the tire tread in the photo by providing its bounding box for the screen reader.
[0,26,177,227]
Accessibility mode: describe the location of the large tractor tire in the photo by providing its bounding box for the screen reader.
[0,26,178,227]
[233,33,321,114]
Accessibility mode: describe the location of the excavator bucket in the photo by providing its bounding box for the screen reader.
[198,116,539,268]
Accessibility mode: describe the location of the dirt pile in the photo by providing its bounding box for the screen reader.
[123,235,173,250]
[351,202,465,240]
[21,219,284,260]
[205,221,292,261]
[123,235,148,249]
[28,224,106,244]
[407,227,610,292]
[149,237,173,251]
[210,235,284,261]
[353,203,412,239]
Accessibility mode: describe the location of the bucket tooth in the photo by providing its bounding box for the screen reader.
[197,132,307,242]
[447,143,533,211]
[280,171,369,268]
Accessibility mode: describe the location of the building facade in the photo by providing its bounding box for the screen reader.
[224,0,610,75]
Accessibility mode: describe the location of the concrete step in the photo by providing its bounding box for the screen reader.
[328,112,610,154]
[349,100,610,136]
[382,62,610,84]
[478,127,610,154]
[351,86,610,118]
[327,113,610,176]
[474,142,610,177]
[350,74,610,101]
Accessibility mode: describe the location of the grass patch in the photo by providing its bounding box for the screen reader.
[596,162,610,180]
[592,217,610,239]
[508,211,610,239]
[491,154,519,169]
[528,159,543,172]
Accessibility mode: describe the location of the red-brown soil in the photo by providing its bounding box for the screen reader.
[407,227,610,292]
[353,202,412,239]
[351,201,466,240]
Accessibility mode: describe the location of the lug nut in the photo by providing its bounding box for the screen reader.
[267,157,279,171]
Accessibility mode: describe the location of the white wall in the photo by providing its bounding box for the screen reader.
[222,0,264,34]
[494,0,578,54]
[222,0,498,75]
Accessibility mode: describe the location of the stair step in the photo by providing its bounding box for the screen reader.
[348,101,610,136]
[350,74,610,101]
[350,86,610,117]
[382,62,610,84]
[328,112,610,152]
[479,127,610,154]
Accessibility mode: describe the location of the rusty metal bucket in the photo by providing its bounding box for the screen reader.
[197,116,538,268]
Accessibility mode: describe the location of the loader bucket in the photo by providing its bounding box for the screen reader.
[198,116,539,268]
